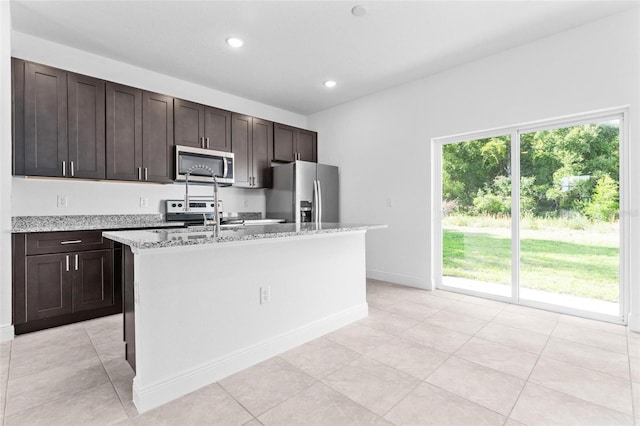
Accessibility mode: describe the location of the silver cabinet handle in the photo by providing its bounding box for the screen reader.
[205,137,210,149]
[138,167,142,180]
[65,255,69,272]
[70,161,74,177]
[144,167,148,181]
[62,161,66,176]
[74,254,79,271]
[61,240,82,245]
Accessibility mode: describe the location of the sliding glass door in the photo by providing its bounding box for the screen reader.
[440,135,512,298]
[435,110,626,323]
[518,120,621,317]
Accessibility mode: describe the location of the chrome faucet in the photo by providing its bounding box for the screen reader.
[184,164,221,237]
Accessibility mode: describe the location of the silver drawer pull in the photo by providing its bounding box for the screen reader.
[65,255,69,272]
[75,254,79,271]
[60,240,82,245]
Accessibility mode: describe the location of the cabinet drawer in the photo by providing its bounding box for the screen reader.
[26,231,112,255]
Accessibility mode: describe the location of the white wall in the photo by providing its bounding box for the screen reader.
[309,10,640,327]
[0,2,14,341]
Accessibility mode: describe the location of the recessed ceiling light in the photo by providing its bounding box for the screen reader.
[351,5,367,17]
[226,37,244,48]
[323,80,337,88]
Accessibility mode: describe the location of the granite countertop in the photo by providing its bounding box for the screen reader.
[103,223,387,250]
[11,214,184,233]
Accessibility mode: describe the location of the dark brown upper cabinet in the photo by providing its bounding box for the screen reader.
[231,114,274,188]
[174,98,231,152]
[273,123,317,163]
[106,82,142,181]
[142,92,174,183]
[106,83,173,183]
[13,59,106,178]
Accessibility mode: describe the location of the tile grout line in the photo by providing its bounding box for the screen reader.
[1,341,12,426]
[83,322,133,422]
[4,327,114,421]
[503,310,559,423]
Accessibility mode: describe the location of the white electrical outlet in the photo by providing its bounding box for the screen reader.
[260,286,271,304]
[243,199,249,208]
[139,197,148,208]
[57,195,68,208]
[386,197,392,207]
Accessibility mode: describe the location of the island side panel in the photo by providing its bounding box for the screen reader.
[131,231,368,412]
[123,245,136,372]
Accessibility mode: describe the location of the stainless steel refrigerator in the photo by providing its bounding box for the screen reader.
[266,161,339,225]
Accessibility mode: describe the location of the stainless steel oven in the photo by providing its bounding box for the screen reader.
[175,145,234,184]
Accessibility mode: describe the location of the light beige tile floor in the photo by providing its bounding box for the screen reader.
[1,278,638,425]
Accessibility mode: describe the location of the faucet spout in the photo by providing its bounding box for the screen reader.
[184,164,221,237]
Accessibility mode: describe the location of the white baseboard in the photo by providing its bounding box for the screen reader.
[366,269,427,290]
[0,324,14,342]
[133,303,369,413]
[628,312,639,332]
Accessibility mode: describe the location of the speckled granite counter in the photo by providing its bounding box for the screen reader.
[103,222,386,250]
[12,214,183,233]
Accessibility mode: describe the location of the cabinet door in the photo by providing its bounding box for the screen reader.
[231,114,252,188]
[72,249,113,313]
[23,62,68,177]
[252,118,274,188]
[68,72,106,179]
[296,129,317,163]
[273,123,296,162]
[174,98,204,149]
[142,92,174,183]
[26,253,72,320]
[12,59,26,175]
[106,82,143,181]
[204,107,232,152]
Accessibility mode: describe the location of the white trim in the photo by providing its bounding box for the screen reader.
[0,325,14,342]
[367,269,428,290]
[431,142,443,292]
[511,130,520,304]
[433,106,629,324]
[132,303,368,413]
[432,106,629,145]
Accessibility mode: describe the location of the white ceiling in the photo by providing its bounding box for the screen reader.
[10,0,640,115]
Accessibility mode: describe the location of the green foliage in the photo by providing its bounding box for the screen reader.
[584,175,619,221]
[444,122,620,222]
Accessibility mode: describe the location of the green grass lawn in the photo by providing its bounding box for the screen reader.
[443,229,619,302]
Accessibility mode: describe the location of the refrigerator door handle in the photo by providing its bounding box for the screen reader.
[317,180,322,223]
[313,180,319,223]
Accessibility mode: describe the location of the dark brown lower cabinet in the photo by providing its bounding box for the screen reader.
[13,232,121,334]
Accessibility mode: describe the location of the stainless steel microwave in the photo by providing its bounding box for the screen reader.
[175,145,234,185]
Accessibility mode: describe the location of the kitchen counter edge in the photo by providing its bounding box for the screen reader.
[102,223,387,250]
[11,214,184,233]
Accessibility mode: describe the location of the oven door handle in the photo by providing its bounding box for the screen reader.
[223,158,228,179]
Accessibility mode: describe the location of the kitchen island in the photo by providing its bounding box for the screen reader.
[103,222,385,413]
